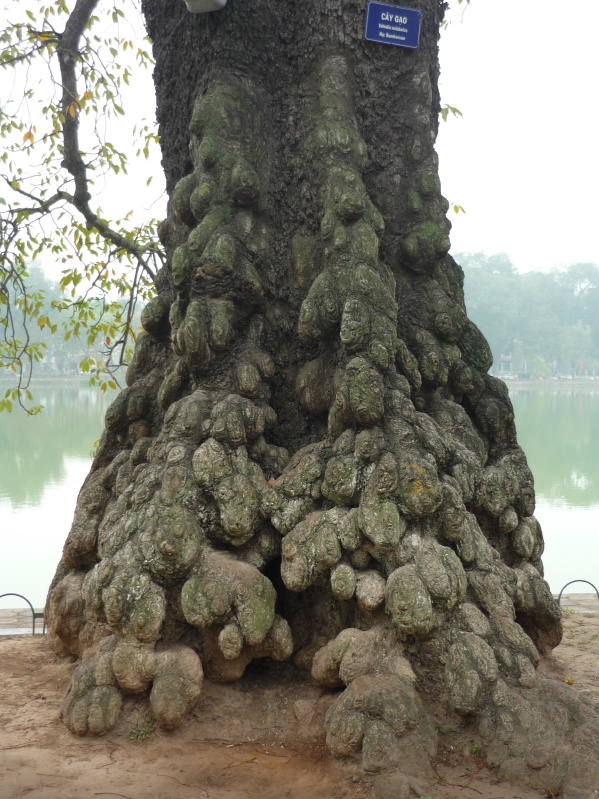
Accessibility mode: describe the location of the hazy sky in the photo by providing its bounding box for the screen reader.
[437,0,599,272]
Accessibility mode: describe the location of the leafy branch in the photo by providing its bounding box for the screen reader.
[0,0,165,411]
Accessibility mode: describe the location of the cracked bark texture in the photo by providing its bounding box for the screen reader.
[46,2,599,796]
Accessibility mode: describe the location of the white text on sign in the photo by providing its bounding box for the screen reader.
[380,12,409,24]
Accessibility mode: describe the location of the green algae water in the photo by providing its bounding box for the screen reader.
[509,384,599,596]
[0,381,598,609]
[0,382,116,608]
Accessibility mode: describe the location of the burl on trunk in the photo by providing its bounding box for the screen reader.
[46,2,599,795]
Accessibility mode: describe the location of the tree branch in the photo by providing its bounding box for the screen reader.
[56,0,161,282]
[1,0,164,407]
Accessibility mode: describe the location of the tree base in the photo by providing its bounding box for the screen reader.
[42,11,596,797]
[48,606,599,798]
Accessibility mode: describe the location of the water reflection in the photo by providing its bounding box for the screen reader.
[0,458,93,609]
[1,382,598,606]
[510,385,599,593]
[0,382,115,607]
[510,386,599,508]
[0,383,113,508]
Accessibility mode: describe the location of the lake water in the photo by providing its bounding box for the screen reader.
[509,385,599,596]
[1,381,598,609]
[0,382,116,609]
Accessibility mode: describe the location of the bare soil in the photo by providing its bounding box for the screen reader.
[1,611,598,799]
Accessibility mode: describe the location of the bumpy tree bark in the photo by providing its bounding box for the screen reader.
[46,1,599,794]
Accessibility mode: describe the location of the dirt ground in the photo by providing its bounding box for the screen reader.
[1,610,598,799]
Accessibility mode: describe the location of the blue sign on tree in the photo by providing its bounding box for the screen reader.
[364,2,422,50]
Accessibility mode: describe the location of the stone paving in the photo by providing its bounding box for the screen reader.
[557,592,599,613]
[0,607,45,635]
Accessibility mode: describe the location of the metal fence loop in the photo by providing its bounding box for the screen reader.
[0,593,45,634]
[557,580,599,609]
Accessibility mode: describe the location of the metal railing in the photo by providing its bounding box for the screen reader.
[0,593,45,635]
[557,580,599,609]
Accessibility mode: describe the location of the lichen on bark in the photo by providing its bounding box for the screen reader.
[44,1,599,796]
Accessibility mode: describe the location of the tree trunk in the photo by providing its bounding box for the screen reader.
[45,1,599,793]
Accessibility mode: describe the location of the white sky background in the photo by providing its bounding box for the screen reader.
[437,0,599,273]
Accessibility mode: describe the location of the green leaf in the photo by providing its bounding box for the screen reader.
[440,103,463,122]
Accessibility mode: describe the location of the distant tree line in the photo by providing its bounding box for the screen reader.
[457,252,599,378]
[7,255,599,389]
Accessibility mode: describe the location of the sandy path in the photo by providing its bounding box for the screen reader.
[2,610,599,799]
